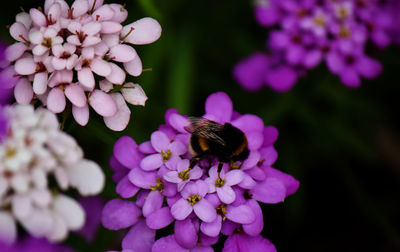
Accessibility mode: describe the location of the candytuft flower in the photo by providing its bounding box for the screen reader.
[0,104,104,243]
[234,0,398,91]
[101,92,299,251]
[4,0,162,130]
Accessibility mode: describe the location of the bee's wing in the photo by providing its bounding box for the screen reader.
[187,117,227,146]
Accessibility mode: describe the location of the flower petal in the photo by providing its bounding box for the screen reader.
[142,191,163,217]
[171,198,193,220]
[106,63,126,85]
[116,175,140,199]
[121,83,148,106]
[225,204,255,224]
[146,207,174,230]
[33,72,48,95]
[89,89,117,117]
[193,199,217,223]
[0,211,17,244]
[53,195,85,230]
[200,215,222,237]
[153,235,187,252]
[67,159,105,196]
[250,177,286,203]
[122,17,162,45]
[47,88,66,113]
[72,104,90,126]
[101,199,141,230]
[104,93,131,131]
[122,219,156,252]
[140,153,163,171]
[14,78,33,105]
[65,84,86,107]
[124,53,142,77]
[109,44,136,62]
[128,168,157,189]
[15,57,36,75]
[242,199,263,236]
[91,58,112,77]
[78,68,95,90]
[174,218,198,249]
[204,92,233,123]
[217,186,236,204]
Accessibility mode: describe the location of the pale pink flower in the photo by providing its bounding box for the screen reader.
[5,0,162,131]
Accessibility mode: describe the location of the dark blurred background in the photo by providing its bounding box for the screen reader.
[2,0,400,251]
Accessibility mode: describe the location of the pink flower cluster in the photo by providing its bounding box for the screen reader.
[5,0,161,130]
[102,92,299,251]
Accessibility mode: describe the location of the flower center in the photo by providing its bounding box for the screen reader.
[337,7,349,19]
[5,147,16,158]
[35,62,47,73]
[244,190,253,200]
[215,178,226,188]
[82,59,92,68]
[296,8,308,18]
[42,37,52,48]
[187,194,201,206]
[58,28,73,40]
[216,204,227,220]
[339,26,351,38]
[178,169,190,181]
[161,150,172,161]
[313,15,326,27]
[230,161,241,169]
[150,178,164,192]
[60,51,72,59]
[76,31,88,43]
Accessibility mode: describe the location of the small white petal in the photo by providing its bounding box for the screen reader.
[66,159,105,195]
[106,63,125,85]
[89,89,117,117]
[104,93,131,131]
[53,195,85,230]
[15,57,36,75]
[33,72,48,95]
[16,12,32,29]
[12,195,32,219]
[121,83,148,106]
[72,104,90,126]
[14,78,34,104]
[91,58,112,77]
[0,212,17,244]
[47,213,68,242]
[109,44,136,62]
[121,17,162,45]
[124,52,143,77]
[47,88,66,113]
[5,42,27,62]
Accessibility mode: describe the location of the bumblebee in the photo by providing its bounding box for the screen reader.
[185,117,250,172]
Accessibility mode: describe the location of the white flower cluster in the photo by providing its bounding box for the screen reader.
[0,105,104,243]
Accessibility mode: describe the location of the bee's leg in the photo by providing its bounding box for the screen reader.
[217,162,223,178]
[189,156,201,169]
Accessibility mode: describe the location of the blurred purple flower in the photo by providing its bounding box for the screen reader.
[77,196,106,243]
[102,92,299,251]
[0,236,74,252]
[234,0,398,91]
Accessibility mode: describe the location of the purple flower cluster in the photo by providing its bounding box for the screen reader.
[101,92,299,251]
[234,0,397,92]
